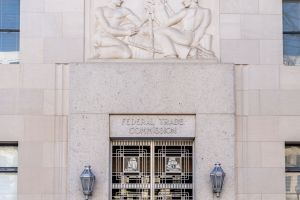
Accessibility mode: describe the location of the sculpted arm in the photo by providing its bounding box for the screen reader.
[95,7,131,36]
[124,8,143,26]
[160,7,186,27]
[191,9,211,47]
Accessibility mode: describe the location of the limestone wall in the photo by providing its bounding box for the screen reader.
[0,0,299,200]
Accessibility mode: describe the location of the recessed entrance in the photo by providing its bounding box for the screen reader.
[111,140,193,199]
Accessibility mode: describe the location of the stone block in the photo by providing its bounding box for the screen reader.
[43,142,67,168]
[237,142,261,168]
[261,194,285,200]
[43,90,55,115]
[247,116,280,141]
[54,116,68,142]
[24,116,55,141]
[279,116,300,141]
[247,65,279,90]
[238,167,285,194]
[42,13,63,37]
[62,12,84,37]
[240,0,259,13]
[18,195,42,200]
[261,142,285,167]
[260,40,283,65]
[20,13,43,38]
[70,62,234,114]
[280,66,300,90]
[17,89,44,114]
[259,0,282,14]
[220,0,240,13]
[20,0,44,12]
[22,64,55,89]
[55,90,69,116]
[0,89,18,114]
[260,90,280,115]
[236,116,247,141]
[236,90,260,115]
[220,0,259,13]
[44,38,84,63]
[221,40,260,64]
[18,141,43,168]
[45,0,84,12]
[55,64,70,90]
[220,14,241,39]
[0,65,20,88]
[237,194,262,200]
[279,90,300,115]
[241,15,282,39]
[0,115,24,141]
[19,38,44,64]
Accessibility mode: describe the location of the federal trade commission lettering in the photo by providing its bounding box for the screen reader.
[121,118,184,135]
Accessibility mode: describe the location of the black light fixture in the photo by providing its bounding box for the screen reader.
[80,165,96,200]
[210,163,225,198]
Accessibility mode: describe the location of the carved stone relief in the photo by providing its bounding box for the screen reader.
[87,0,217,60]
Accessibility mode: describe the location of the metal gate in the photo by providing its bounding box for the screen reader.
[111,140,193,200]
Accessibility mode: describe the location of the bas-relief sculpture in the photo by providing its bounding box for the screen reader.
[92,0,216,59]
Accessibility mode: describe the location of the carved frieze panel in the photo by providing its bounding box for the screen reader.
[85,0,219,60]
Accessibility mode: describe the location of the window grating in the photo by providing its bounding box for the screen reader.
[111,140,193,200]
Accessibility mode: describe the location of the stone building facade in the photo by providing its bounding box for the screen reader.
[0,0,299,200]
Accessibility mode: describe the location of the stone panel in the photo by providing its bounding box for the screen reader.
[70,62,234,114]
[68,62,235,200]
[221,40,260,64]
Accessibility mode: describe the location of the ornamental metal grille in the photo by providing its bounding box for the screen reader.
[111,140,193,200]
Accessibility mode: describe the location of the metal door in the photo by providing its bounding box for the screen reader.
[111,140,193,200]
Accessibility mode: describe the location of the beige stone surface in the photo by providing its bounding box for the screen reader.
[43,38,84,63]
[221,40,260,64]
[62,12,84,38]
[18,89,44,114]
[220,0,259,14]
[237,167,285,194]
[220,14,241,39]
[69,62,235,200]
[261,142,285,167]
[260,40,283,65]
[22,64,55,89]
[259,0,282,14]
[19,38,44,64]
[247,65,279,90]
[236,90,260,115]
[279,116,300,141]
[195,114,235,200]
[241,15,282,40]
[0,115,24,141]
[68,114,109,200]
[45,0,84,12]
[24,116,55,142]
[237,142,261,168]
[70,62,234,114]
[280,66,300,89]
[20,0,44,12]
[0,65,20,88]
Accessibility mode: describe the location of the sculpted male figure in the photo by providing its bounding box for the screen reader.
[94,0,142,59]
[154,0,211,58]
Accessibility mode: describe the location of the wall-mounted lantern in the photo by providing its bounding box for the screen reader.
[80,165,96,200]
[210,163,225,198]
